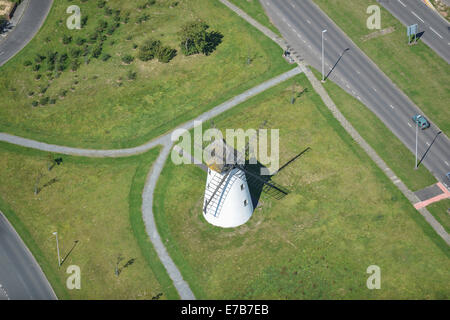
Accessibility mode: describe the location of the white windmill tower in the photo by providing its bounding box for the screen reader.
[202,139,254,228]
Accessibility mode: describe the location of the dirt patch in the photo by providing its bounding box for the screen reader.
[361,26,395,42]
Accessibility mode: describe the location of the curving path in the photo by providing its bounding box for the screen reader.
[0,67,302,299]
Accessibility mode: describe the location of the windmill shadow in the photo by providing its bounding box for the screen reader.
[325,48,350,81]
[417,131,442,168]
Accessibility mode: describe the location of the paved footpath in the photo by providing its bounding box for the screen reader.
[0,67,302,299]
[218,0,450,246]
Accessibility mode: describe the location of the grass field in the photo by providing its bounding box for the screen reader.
[311,69,436,192]
[153,73,450,299]
[313,0,450,135]
[0,142,179,299]
[0,0,292,149]
[427,199,450,233]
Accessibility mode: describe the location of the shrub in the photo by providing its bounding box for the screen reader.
[91,45,103,58]
[70,48,82,58]
[156,46,177,63]
[127,70,137,80]
[81,15,88,27]
[62,34,72,45]
[34,54,46,63]
[101,53,111,61]
[71,59,81,71]
[121,54,134,64]
[97,0,106,8]
[75,37,86,45]
[31,101,39,107]
[137,39,161,61]
[23,60,32,67]
[32,64,41,71]
[40,96,50,106]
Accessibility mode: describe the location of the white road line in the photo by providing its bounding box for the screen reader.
[411,11,424,23]
[445,161,449,167]
[390,104,395,109]
[307,20,311,25]
[426,142,430,146]
[398,0,407,7]
[373,88,377,92]
[408,123,412,128]
[429,27,443,39]
[0,52,4,56]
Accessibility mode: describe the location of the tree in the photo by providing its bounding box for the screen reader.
[178,21,223,56]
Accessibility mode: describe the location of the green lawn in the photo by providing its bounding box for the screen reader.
[313,0,450,135]
[0,142,178,299]
[153,74,450,299]
[228,0,282,36]
[0,0,292,149]
[427,199,450,233]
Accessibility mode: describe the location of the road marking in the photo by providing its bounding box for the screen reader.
[426,142,430,146]
[0,51,4,56]
[445,161,449,166]
[373,87,377,92]
[307,19,311,25]
[398,0,407,7]
[411,11,424,23]
[356,70,361,74]
[346,83,350,89]
[408,123,412,128]
[429,27,443,39]
[390,104,395,109]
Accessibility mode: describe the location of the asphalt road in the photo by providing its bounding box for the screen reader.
[0,0,53,66]
[379,0,450,64]
[261,0,450,188]
[0,211,56,300]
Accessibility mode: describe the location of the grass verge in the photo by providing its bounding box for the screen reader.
[153,73,449,299]
[0,142,177,299]
[427,199,450,233]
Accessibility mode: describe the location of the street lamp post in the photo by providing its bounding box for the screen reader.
[53,232,61,267]
[322,29,327,82]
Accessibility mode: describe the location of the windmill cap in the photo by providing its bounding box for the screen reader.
[204,139,244,173]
